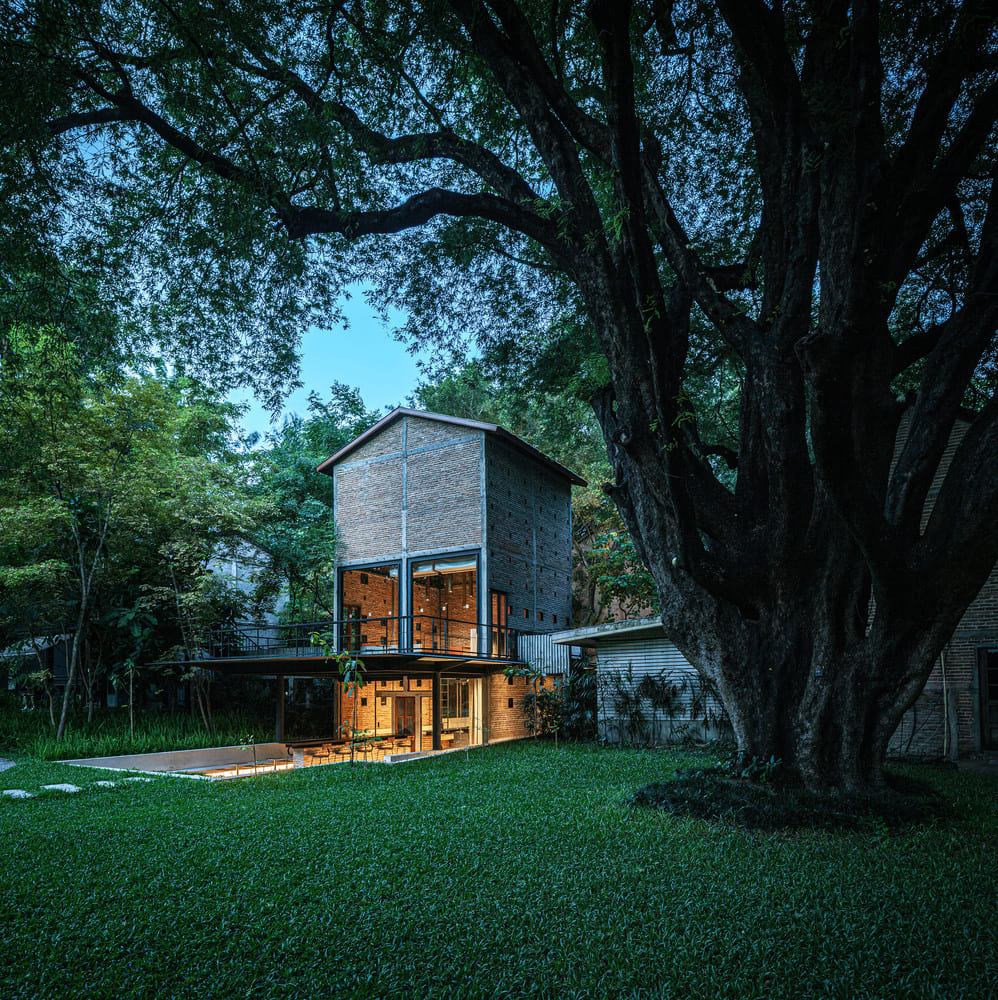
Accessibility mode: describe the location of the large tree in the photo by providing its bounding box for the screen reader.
[4,1,998,791]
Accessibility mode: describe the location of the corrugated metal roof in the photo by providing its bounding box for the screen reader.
[316,407,587,486]
[549,616,665,647]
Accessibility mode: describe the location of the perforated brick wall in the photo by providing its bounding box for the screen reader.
[485,439,573,632]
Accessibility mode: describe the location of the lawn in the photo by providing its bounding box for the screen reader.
[2,743,996,1000]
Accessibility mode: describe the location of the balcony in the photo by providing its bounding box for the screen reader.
[190,615,524,672]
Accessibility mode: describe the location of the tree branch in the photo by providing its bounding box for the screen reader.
[280,187,565,252]
[483,0,611,159]
[448,0,603,232]
[44,107,136,137]
[229,49,549,218]
[887,171,998,538]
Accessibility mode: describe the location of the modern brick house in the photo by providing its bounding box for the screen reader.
[313,407,585,752]
[194,408,585,759]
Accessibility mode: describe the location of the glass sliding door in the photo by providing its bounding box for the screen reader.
[411,555,478,654]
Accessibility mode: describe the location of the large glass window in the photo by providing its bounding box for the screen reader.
[441,678,470,719]
[411,556,478,653]
[339,564,400,650]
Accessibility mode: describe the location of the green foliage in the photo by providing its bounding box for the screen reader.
[311,630,368,760]
[247,383,382,622]
[599,665,731,745]
[1,744,996,998]
[0,321,258,733]
[589,531,660,618]
[558,664,598,742]
[513,662,598,743]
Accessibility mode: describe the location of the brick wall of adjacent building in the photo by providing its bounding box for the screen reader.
[485,439,573,632]
[888,414,998,758]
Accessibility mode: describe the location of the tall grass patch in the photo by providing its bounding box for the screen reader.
[0,697,269,760]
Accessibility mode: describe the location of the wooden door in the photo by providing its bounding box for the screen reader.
[395,696,416,739]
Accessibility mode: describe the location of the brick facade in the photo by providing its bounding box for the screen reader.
[485,672,536,742]
[485,439,573,632]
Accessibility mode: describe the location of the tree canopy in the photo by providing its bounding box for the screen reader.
[4,1,998,790]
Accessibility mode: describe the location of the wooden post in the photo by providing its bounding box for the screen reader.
[275,674,285,742]
[432,672,442,750]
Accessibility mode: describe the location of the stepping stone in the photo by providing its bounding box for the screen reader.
[94,781,117,788]
[122,776,152,783]
[0,758,15,773]
[2,789,33,799]
[43,783,82,793]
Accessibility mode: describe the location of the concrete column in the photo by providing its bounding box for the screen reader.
[432,672,442,750]
[275,674,285,742]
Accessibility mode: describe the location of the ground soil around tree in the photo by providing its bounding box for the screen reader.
[630,764,953,831]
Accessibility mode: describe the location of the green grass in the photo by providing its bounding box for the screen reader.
[2,743,996,1000]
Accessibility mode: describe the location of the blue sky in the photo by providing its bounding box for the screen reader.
[232,291,431,439]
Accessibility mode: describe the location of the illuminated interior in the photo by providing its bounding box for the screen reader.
[411,556,478,653]
[340,564,400,650]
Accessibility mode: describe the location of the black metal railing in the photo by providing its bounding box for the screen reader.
[199,615,522,663]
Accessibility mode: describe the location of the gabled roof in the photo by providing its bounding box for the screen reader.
[316,407,587,486]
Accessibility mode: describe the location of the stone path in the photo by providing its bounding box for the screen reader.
[2,774,158,800]
[0,758,15,773]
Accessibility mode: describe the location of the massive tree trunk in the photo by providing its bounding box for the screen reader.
[590,282,998,790]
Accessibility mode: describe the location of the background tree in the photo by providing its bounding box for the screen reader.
[0,324,256,737]
[247,382,382,622]
[5,1,998,791]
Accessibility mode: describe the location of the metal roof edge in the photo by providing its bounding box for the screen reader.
[549,616,666,647]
